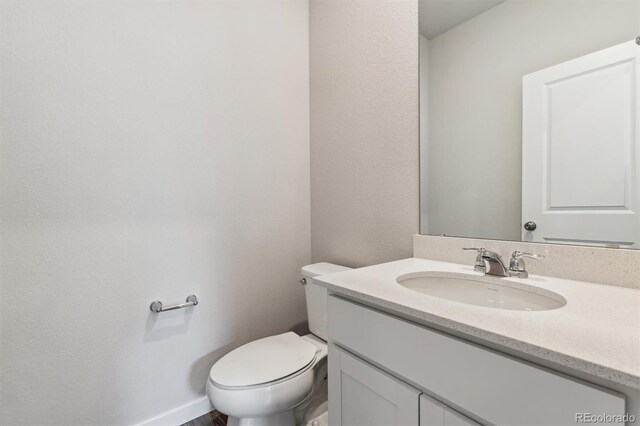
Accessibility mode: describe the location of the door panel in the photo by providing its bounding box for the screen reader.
[328,344,420,426]
[443,409,478,426]
[420,395,445,425]
[522,40,639,247]
[420,394,479,426]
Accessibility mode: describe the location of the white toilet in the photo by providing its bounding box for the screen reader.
[206,263,351,426]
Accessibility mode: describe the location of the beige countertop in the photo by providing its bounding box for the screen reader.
[315,257,640,389]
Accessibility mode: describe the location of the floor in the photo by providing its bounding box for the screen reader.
[180,410,228,426]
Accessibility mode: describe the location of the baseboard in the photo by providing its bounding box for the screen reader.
[135,396,213,426]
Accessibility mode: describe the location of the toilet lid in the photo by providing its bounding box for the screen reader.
[209,332,317,388]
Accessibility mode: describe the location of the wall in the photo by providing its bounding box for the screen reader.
[426,0,639,240]
[309,0,420,267]
[0,1,310,425]
[419,35,429,234]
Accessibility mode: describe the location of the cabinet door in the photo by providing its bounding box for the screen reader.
[420,394,479,426]
[328,344,420,426]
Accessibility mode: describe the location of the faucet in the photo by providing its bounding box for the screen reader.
[481,250,510,277]
[463,248,544,278]
[508,251,545,278]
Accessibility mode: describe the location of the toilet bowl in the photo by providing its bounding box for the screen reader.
[206,263,351,426]
[207,333,326,426]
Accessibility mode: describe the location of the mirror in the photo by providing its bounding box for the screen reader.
[419,0,640,248]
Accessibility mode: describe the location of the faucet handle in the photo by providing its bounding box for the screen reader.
[509,251,544,277]
[511,251,544,261]
[462,247,486,273]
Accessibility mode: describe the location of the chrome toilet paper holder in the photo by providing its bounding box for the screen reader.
[150,295,198,313]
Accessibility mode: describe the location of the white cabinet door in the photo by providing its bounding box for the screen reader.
[420,394,479,426]
[522,39,640,247]
[328,344,420,426]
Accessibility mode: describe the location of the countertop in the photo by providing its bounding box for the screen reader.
[315,257,640,389]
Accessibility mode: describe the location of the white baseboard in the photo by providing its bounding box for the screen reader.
[135,396,213,426]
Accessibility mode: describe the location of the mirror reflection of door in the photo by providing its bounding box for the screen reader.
[522,40,639,248]
[418,0,640,249]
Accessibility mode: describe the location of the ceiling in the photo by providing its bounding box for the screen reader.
[419,0,507,39]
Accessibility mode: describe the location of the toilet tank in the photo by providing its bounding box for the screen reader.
[301,263,351,341]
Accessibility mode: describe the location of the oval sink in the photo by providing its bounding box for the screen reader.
[396,272,566,311]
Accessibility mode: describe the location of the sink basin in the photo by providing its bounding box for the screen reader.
[396,272,566,311]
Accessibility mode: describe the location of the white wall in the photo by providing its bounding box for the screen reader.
[0,1,310,425]
[419,35,430,234]
[309,0,419,268]
[425,0,639,240]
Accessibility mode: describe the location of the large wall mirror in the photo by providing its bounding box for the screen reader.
[419,0,640,248]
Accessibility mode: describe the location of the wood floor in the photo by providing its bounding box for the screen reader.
[180,410,228,426]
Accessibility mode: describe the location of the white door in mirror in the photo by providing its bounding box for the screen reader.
[522,39,639,248]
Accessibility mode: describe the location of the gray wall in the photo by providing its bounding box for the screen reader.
[310,0,420,267]
[420,34,430,234]
[426,0,639,240]
[0,1,310,424]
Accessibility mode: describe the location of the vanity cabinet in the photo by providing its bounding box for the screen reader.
[420,394,479,426]
[328,345,420,425]
[327,295,626,425]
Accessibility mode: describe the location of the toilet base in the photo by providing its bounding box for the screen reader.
[227,409,295,426]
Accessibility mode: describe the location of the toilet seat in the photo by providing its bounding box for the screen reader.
[207,333,328,424]
[209,332,318,389]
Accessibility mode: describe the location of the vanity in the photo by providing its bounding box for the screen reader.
[317,254,640,426]
[315,1,640,424]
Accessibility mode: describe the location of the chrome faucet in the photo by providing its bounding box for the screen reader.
[481,250,510,277]
[463,248,544,278]
[462,247,486,272]
[508,251,544,278]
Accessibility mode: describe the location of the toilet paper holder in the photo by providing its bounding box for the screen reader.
[150,295,198,313]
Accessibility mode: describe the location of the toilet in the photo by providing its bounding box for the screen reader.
[207,263,351,426]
